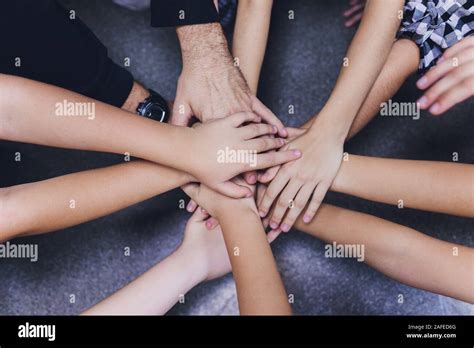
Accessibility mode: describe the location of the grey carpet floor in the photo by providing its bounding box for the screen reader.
[0,0,473,315]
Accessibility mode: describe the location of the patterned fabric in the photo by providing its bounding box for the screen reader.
[398,0,474,73]
[218,0,238,29]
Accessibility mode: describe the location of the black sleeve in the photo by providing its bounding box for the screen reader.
[151,0,219,27]
[0,0,133,107]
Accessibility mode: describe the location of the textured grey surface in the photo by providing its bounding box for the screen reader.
[0,0,473,315]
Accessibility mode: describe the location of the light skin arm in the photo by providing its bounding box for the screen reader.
[83,208,232,315]
[292,204,474,304]
[232,0,273,94]
[0,74,300,198]
[182,182,291,315]
[258,0,404,231]
[0,160,190,241]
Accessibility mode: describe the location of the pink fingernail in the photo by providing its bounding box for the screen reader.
[270,221,278,229]
[417,77,428,89]
[259,211,267,218]
[293,150,302,157]
[281,128,288,137]
[303,215,311,223]
[417,96,429,108]
[281,224,290,232]
[249,174,256,183]
[272,126,278,134]
[430,103,441,114]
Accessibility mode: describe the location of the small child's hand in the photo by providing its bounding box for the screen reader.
[179,208,231,281]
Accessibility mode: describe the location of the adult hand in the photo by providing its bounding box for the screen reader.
[417,37,474,115]
[171,23,287,138]
[257,119,343,232]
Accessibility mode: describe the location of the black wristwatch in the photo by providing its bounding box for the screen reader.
[136,89,170,123]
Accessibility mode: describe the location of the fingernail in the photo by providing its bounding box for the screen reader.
[303,215,311,223]
[205,221,212,229]
[200,207,207,214]
[259,211,267,217]
[186,201,196,212]
[249,174,256,183]
[293,150,302,157]
[281,224,290,232]
[417,96,429,108]
[279,138,285,146]
[270,221,278,229]
[272,126,278,134]
[281,128,288,137]
[417,77,428,88]
[430,103,441,114]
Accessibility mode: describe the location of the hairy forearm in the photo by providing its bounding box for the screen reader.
[0,74,193,172]
[232,0,273,93]
[177,23,233,70]
[82,247,205,315]
[294,204,474,303]
[219,206,291,315]
[313,0,404,139]
[331,155,474,218]
[0,161,190,241]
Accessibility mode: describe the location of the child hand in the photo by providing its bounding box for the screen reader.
[186,112,302,199]
[258,120,343,232]
[179,208,231,281]
[417,37,474,116]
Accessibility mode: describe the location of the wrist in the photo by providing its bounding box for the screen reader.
[173,246,208,285]
[308,111,348,143]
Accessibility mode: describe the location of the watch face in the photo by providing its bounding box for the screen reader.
[144,104,166,122]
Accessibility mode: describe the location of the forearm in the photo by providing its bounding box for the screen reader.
[0,74,192,171]
[219,207,291,315]
[0,160,190,241]
[294,204,474,303]
[232,0,273,93]
[331,155,474,218]
[82,247,205,315]
[312,0,403,139]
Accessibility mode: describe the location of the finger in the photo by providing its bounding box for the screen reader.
[279,183,315,232]
[417,48,474,91]
[442,36,474,60]
[343,3,364,17]
[241,123,278,140]
[258,165,280,183]
[243,171,258,185]
[303,183,330,224]
[253,149,302,171]
[258,170,290,218]
[228,111,261,127]
[421,62,474,111]
[247,137,286,153]
[191,206,210,222]
[251,96,288,137]
[216,180,253,199]
[205,217,219,230]
[266,229,282,243]
[268,180,303,230]
[429,77,473,115]
[345,12,363,27]
[417,71,460,110]
[286,127,307,140]
[186,199,198,213]
[171,101,193,126]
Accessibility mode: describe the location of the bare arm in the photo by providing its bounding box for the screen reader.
[332,155,474,218]
[182,182,291,315]
[0,161,190,241]
[232,0,273,94]
[293,204,474,304]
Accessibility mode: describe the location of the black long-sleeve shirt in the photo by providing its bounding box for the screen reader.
[151,0,219,27]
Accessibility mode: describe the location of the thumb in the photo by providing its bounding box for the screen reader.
[171,101,193,126]
[216,181,253,199]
